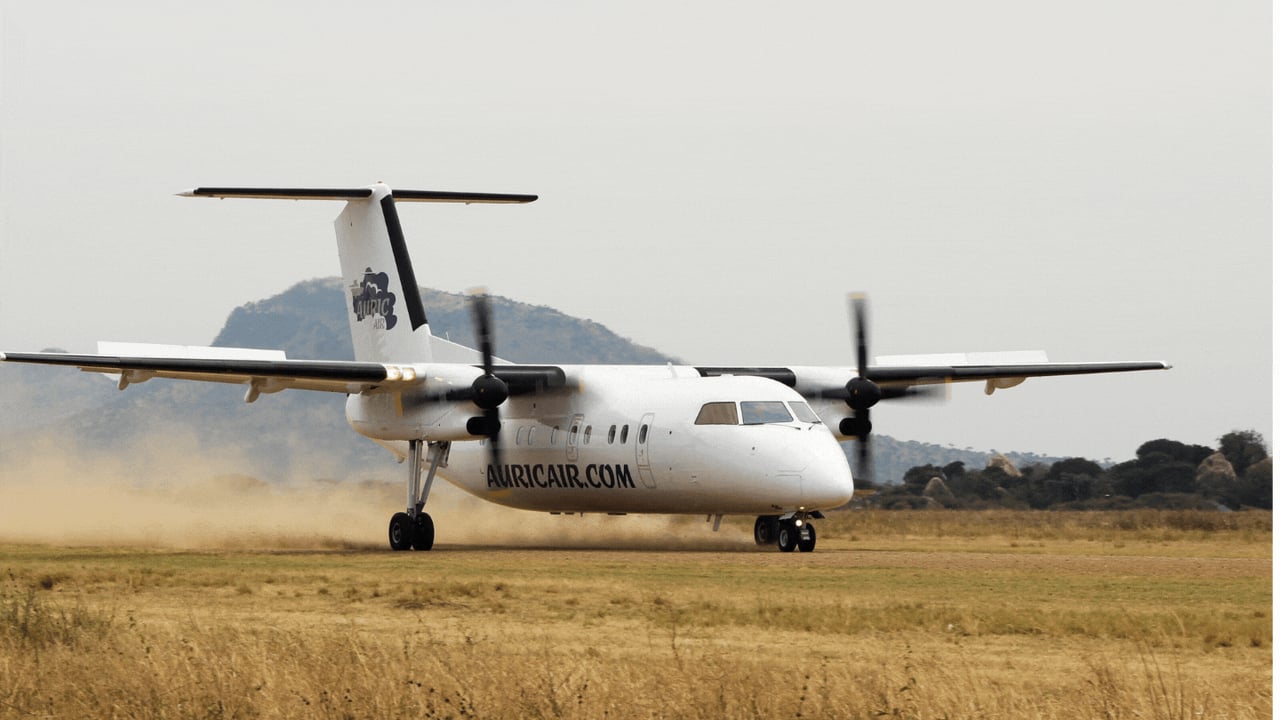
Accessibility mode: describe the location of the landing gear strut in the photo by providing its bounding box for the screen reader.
[755,513,819,553]
[389,440,448,551]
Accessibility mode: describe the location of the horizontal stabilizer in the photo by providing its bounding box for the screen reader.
[179,187,537,204]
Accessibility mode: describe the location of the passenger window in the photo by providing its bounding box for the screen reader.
[528,427,538,445]
[516,426,528,446]
[639,424,649,444]
[788,401,822,424]
[584,426,592,444]
[608,425,617,444]
[569,425,579,443]
[620,425,629,444]
[551,426,559,444]
[695,402,738,425]
[740,401,793,425]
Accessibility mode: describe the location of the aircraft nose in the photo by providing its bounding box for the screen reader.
[799,430,855,509]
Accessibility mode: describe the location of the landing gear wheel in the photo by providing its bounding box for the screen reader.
[411,513,435,551]
[798,523,817,553]
[754,515,779,546]
[777,523,798,553]
[388,512,414,551]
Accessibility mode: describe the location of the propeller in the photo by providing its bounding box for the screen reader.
[465,289,508,475]
[835,293,947,484]
[841,293,877,483]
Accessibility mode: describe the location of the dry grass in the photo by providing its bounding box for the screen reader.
[0,509,1271,718]
[823,508,1272,548]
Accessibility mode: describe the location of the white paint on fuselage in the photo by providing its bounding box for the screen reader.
[435,366,854,515]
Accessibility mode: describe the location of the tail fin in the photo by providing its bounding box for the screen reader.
[335,184,431,362]
[181,184,536,363]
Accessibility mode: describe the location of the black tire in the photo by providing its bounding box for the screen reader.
[411,513,435,551]
[798,523,817,553]
[777,524,798,552]
[753,515,779,546]
[388,512,414,551]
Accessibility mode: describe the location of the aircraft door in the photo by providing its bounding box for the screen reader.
[636,412,656,489]
[566,414,584,463]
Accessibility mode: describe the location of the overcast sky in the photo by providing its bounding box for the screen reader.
[0,1,1271,461]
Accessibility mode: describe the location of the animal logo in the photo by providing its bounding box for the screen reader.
[349,268,398,330]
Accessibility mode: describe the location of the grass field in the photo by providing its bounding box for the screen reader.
[0,507,1271,719]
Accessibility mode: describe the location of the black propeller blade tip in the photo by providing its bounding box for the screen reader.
[848,292,869,375]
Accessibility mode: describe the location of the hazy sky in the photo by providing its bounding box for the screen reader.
[0,1,1271,461]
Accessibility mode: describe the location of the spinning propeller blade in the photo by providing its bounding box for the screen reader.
[848,293,875,483]
[468,288,507,473]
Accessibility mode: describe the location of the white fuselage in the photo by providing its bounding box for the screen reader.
[350,365,855,516]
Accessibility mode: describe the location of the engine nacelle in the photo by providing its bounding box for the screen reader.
[346,392,487,442]
[346,362,491,442]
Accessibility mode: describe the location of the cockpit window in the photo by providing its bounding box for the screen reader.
[740,401,793,425]
[695,402,739,425]
[788,401,822,424]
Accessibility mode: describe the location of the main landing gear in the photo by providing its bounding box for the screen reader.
[754,513,819,553]
[389,440,449,551]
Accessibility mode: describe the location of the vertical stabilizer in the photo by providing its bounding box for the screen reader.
[179,183,537,365]
[336,184,433,363]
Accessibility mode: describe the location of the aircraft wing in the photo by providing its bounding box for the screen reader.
[0,351,566,399]
[865,358,1171,393]
[1,351,391,394]
[700,354,1170,398]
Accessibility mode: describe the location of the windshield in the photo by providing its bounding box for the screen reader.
[695,402,738,425]
[740,401,794,425]
[787,401,822,424]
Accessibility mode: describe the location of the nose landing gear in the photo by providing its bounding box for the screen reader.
[754,513,820,553]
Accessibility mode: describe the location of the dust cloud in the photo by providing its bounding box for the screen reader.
[0,433,753,551]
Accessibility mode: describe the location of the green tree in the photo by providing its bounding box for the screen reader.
[948,466,1006,503]
[1030,458,1103,505]
[1048,457,1104,480]
[1109,439,1208,499]
[1136,439,1213,466]
[902,464,945,494]
[1218,430,1268,477]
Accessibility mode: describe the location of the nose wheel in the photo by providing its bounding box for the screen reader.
[797,523,817,552]
[755,514,819,553]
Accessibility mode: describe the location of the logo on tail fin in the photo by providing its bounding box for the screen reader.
[350,268,399,331]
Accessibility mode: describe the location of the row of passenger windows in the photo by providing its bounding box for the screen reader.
[513,422,649,447]
[502,401,816,446]
[694,400,822,426]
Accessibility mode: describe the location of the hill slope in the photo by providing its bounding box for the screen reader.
[212,278,673,365]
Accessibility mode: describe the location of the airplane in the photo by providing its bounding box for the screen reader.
[0,183,1170,552]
